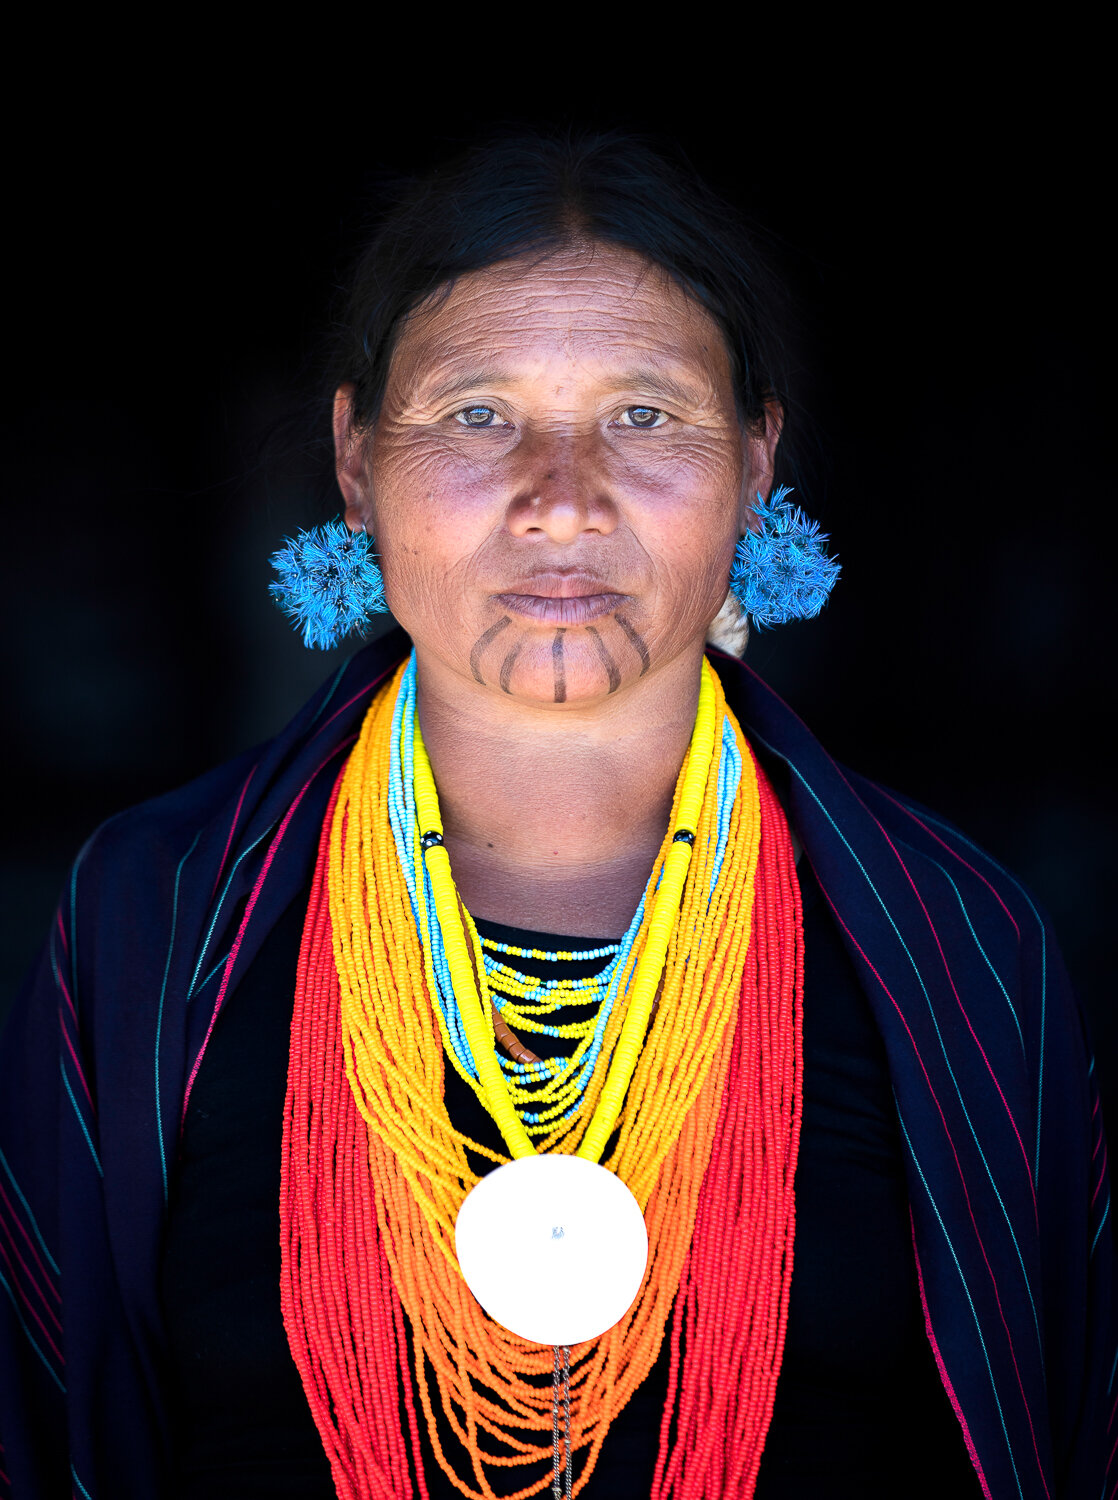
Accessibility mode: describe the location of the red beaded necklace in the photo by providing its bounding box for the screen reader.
[280,738,803,1499]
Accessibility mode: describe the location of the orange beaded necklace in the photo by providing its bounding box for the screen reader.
[280,659,804,1499]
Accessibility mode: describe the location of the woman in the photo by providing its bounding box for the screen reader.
[0,134,1112,1500]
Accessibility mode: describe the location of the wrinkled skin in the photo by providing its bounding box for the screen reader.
[334,241,780,934]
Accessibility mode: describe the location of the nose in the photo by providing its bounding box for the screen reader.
[505,433,619,542]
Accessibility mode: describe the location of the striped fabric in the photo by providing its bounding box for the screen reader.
[0,628,1113,1498]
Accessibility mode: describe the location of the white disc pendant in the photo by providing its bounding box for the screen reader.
[454,1154,648,1346]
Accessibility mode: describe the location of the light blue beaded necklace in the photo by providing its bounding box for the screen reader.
[386,651,742,1128]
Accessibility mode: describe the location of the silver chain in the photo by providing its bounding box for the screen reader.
[551,1344,572,1499]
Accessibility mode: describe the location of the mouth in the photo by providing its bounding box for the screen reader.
[494,573,627,626]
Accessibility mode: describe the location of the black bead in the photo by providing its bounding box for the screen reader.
[420,831,444,850]
[672,830,695,845]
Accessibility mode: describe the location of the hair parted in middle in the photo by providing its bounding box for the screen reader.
[326,128,804,655]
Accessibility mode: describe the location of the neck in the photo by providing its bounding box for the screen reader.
[414,641,706,938]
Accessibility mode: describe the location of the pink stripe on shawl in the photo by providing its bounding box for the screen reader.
[874,786,1022,940]
[180,743,354,1128]
[910,1211,992,1499]
[209,762,258,902]
[306,662,396,750]
[1094,1142,1109,1207]
[0,1239,63,1366]
[869,813,1039,1229]
[819,874,1050,1496]
[58,1011,93,1109]
[0,1183,61,1311]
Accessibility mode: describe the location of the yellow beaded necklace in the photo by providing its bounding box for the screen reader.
[328,653,759,1230]
[408,662,719,1163]
[280,654,808,1500]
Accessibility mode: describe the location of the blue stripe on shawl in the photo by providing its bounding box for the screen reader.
[919,851,1026,1062]
[898,1108,1026,1499]
[0,1268,65,1393]
[891,842,1045,1366]
[185,823,277,1002]
[1093,1199,1112,1260]
[0,1149,59,1278]
[57,1056,101,1180]
[896,804,1050,1193]
[156,831,202,1202]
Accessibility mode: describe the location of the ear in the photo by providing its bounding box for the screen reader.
[737,401,784,534]
[333,383,373,529]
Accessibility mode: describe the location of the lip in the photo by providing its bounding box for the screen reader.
[495,592,627,625]
[493,572,627,626]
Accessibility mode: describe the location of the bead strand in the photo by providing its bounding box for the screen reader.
[279,653,803,1497]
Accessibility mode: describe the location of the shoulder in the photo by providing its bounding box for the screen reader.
[71,628,412,904]
[713,650,1078,1079]
[845,770,1056,955]
[711,648,1055,961]
[76,743,263,884]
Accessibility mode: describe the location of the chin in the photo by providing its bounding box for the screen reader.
[483,633,629,706]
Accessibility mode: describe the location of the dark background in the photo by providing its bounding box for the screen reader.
[2,57,1113,1136]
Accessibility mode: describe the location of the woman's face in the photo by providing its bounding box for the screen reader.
[335,241,776,707]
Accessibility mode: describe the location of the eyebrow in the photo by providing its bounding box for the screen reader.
[613,367,709,409]
[415,365,711,410]
[417,370,514,406]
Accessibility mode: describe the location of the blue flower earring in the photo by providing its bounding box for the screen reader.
[269,492,836,650]
[729,486,840,629]
[269,518,388,649]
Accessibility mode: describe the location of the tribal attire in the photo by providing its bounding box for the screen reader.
[1,631,1113,1498]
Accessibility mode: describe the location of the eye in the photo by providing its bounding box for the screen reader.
[618,406,669,428]
[454,405,504,428]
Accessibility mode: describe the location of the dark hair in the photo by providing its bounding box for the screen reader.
[328,129,791,443]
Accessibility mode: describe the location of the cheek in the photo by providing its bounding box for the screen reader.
[377,430,505,498]
[641,492,740,612]
[377,535,484,646]
[655,501,736,570]
[616,440,742,580]
[370,442,496,601]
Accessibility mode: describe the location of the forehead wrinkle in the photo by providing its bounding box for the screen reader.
[611,366,712,408]
[407,368,516,408]
[392,260,732,413]
[400,341,720,403]
[408,254,703,343]
[399,359,719,418]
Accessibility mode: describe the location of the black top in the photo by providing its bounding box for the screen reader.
[160,859,983,1498]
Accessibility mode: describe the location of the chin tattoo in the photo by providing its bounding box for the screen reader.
[586,627,621,694]
[469,615,512,685]
[465,611,652,699]
[499,639,523,695]
[613,612,651,676]
[552,628,567,703]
